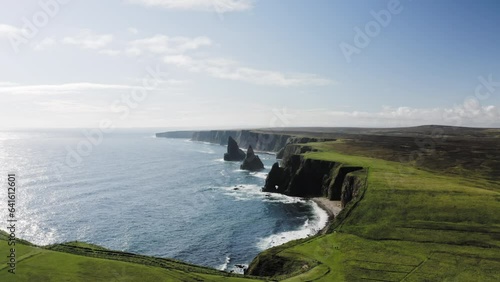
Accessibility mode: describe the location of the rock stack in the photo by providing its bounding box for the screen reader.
[240,146,264,171]
[223,136,246,161]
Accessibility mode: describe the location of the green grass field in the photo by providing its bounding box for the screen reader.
[1,137,499,281]
[0,234,263,281]
[250,140,500,281]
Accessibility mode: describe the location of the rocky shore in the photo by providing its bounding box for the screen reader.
[312,198,342,218]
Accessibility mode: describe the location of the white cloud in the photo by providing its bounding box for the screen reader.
[373,100,500,126]
[128,27,139,34]
[0,24,26,38]
[0,82,18,87]
[98,49,122,56]
[36,100,108,113]
[62,29,113,50]
[163,55,334,87]
[36,31,331,88]
[0,82,132,95]
[126,0,254,12]
[33,37,56,51]
[126,35,211,56]
[0,80,188,96]
[277,102,500,127]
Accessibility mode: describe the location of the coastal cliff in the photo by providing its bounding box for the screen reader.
[191,130,292,152]
[156,129,334,153]
[263,154,364,204]
[156,129,368,277]
[248,148,367,277]
[155,131,194,138]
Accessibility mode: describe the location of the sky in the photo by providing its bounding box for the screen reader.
[0,0,499,129]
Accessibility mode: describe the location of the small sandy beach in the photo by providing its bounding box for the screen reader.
[312,198,342,218]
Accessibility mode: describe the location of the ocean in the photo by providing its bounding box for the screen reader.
[0,129,327,273]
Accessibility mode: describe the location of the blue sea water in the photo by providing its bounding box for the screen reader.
[0,129,327,272]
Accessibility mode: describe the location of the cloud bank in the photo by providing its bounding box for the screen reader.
[164,55,334,86]
[126,0,254,12]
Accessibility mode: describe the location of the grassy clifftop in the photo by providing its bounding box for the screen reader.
[0,231,262,281]
[247,139,500,281]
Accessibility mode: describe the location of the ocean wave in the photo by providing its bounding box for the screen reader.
[256,200,329,250]
[189,140,216,146]
[249,171,268,179]
[220,184,312,205]
[218,256,231,271]
[199,187,217,192]
[195,149,216,154]
[221,184,263,201]
[253,150,276,156]
[262,194,306,204]
[227,263,247,274]
[217,256,247,274]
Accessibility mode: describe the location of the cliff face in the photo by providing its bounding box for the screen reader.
[155,131,194,138]
[341,172,365,208]
[190,130,335,153]
[263,153,364,203]
[276,137,334,158]
[249,152,367,278]
[264,156,338,197]
[191,130,292,152]
[279,144,317,164]
[155,129,335,153]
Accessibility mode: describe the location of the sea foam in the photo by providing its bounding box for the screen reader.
[219,184,330,249]
[218,256,231,271]
[256,200,329,250]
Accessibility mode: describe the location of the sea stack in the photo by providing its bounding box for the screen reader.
[240,146,265,171]
[224,136,246,161]
[263,162,286,193]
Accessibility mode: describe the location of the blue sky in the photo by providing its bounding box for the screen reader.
[0,0,499,129]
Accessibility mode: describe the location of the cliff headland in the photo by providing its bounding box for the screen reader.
[155,125,500,281]
[3,126,498,281]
